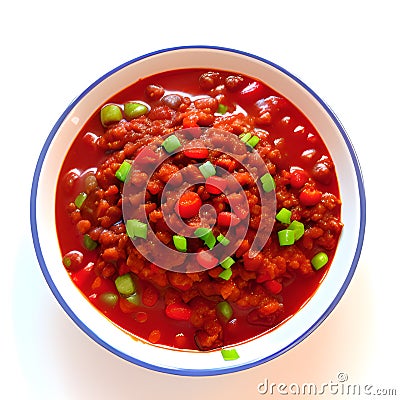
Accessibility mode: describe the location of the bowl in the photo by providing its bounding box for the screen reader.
[30,46,366,376]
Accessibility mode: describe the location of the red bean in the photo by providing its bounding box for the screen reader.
[162,94,182,110]
[290,168,308,189]
[142,285,159,307]
[225,75,244,91]
[199,72,222,90]
[299,187,322,206]
[145,84,165,101]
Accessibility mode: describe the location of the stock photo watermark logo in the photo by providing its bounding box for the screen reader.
[257,372,398,397]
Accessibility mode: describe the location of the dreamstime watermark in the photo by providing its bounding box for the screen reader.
[257,372,398,397]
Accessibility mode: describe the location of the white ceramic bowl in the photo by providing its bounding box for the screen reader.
[30,46,366,376]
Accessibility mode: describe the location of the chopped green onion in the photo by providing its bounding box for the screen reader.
[276,208,292,224]
[288,220,305,240]
[217,233,230,246]
[240,132,252,143]
[125,292,140,306]
[124,102,148,119]
[203,232,216,249]
[311,252,329,270]
[221,348,239,361]
[194,227,212,239]
[74,192,87,208]
[199,161,216,179]
[62,256,71,268]
[194,228,216,249]
[115,273,136,296]
[126,219,148,239]
[278,229,295,246]
[173,235,187,252]
[260,173,276,193]
[162,134,181,153]
[217,103,228,114]
[220,256,235,269]
[246,135,260,148]
[218,268,233,280]
[100,104,123,127]
[216,301,233,322]
[83,234,98,250]
[115,160,131,182]
[99,292,118,308]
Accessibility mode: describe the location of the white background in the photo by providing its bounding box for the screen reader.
[2,1,399,399]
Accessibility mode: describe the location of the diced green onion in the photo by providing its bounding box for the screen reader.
[217,103,228,114]
[99,292,118,308]
[126,219,148,239]
[194,228,216,249]
[115,273,136,296]
[218,268,233,280]
[173,235,187,252]
[74,192,87,208]
[199,161,216,179]
[311,252,329,270]
[240,132,252,143]
[260,173,276,193]
[220,256,235,269]
[216,301,233,322]
[100,104,123,127]
[62,256,71,268]
[125,292,140,306]
[246,135,260,148]
[194,227,212,239]
[278,229,295,246]
[162,134,181,153]
[124,102,148,119]
[221,348,239,361]
[276,208,292,224]
[217,233,230,246]
[83,234,98,250]
[115,160,131,182]
[203,232,216,249]
[288,220,305,240]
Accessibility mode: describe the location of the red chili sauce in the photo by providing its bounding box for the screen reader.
[56,69,343,351]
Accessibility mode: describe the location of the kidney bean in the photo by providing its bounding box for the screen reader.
[145,84,165,101]
[299,187,323,206]
[162,94,182,110]
[225,75,244,91]
[142,284,159,307]
[312,162,333,185]
[194,97,218,113]
[199,71,223,90]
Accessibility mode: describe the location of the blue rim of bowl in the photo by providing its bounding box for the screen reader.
[30,45,366,376]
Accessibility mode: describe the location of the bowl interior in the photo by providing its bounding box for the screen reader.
[31,46,365,375]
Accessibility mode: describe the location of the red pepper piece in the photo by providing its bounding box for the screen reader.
[176,191,202,219]
[217,211,241,227]
[196,251,219,269]
[183,147,209,159]
[205,176,227,195]
[165,303,192,321]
